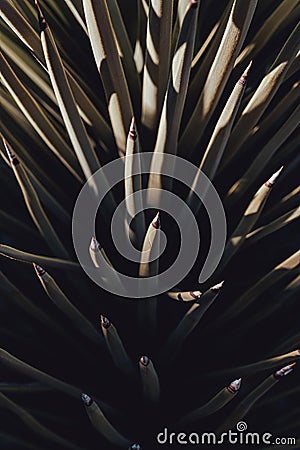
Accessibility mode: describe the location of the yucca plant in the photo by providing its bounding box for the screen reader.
[0,1,299,449]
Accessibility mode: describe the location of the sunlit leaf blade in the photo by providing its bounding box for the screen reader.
[1,1,114,152]
[235,0,300,68]
[36,2,101,182]
[200,62,251,179]
[133,0,146,74]
[177,0,191,28]
[186,62,251,214]
[228,81,300,168]
[63,0,88,34]
[161,283,223,364]
[0,130,69,224]
[215,168,283,276]
[0,244,79,271]
[179,0,258,154]
[191,21,219,70]
[167,290,202,302]
[82,0,134,157]
[188,0,233,109]
[124,118,146,246]
[148,0,198,192]
[1,30,57,107]
[0,0,45,62]
[141,1,173,133]
[107,0,141,116]
[285,48,300,80]
[0,51,82,181]
[222,22,300,169]
[264,186,300,223]
[4,139,69,259]
[226,104,300,207]
[138,212,161,334]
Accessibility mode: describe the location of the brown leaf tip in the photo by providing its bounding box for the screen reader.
[211,281,224,291]
[90,236,100,252]
[238,61,252,86]
[140,355,150,366]
[189,290,202,299]
[3,139,19,166]
[189,0,198,9]
[227,378,242,393]
[274,362,296,379]
[81,393,93,406]
[152,212,160,229]
[33,263,46,277]
[129,117,137,141]
[100,315,111,329]
[35,0,48,31]
[265,166,284,188]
